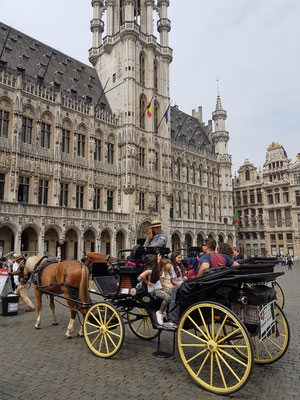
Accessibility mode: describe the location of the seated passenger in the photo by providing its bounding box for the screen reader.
[160,258,174,293]
[218,242,234,259]
[233,247,244,261]
[170,252,187,285]
[139,254,171,325]
[143,220,168,248]
[197,238,239,278]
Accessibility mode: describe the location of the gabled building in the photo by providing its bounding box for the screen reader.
[234,143,300,259]
[0,1,235,259]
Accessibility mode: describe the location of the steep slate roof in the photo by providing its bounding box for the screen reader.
[0,22,111,111]
[170,105,213,152]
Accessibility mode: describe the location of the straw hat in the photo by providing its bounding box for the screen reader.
[13,253,22,261]
[151,220,162,228]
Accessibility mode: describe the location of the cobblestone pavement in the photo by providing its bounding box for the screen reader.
[1,263,300,400]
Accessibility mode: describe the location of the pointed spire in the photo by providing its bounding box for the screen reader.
[215,78,224,111]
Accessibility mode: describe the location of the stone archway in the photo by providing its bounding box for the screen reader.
[21,226,38,255]
[44,227,59,257]
[197,233,204,247]
[0,225,15,256]
[218,234,224,244]
[171,233,181,252]
[185,233,193,249]
[101,230,111,254]
[84,229,96,253]
[227,235,234,247]
[116,230,126,256]
[63,229,79,260]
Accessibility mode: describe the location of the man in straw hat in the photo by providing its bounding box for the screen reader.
[144,220,168,248]
[9,254,35,312]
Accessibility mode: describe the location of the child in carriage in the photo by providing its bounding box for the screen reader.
[139,254,173,325]
[170,251,188,284]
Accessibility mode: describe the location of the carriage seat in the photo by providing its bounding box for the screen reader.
[94,276,119,297]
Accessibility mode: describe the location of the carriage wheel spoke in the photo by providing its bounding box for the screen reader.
[211,307,215,340]
[261,341,272,359]
[215,315,228,342]
[266,337,282,350]
[210,353,214,386]
[89,313,101,326]
[86,321,101,329]
[216,350,241,382]
[196,351,210,377]
[106,313,115,326]
[218,348,248,367]
[135,318,143,332]
[104,333,109,354]
[98,335,104,353]
[218,344,248,349]
[215,352,227,389]
[186,348,208,364]
[146,318,153,335]
[181,343,206,347]
[106,331,117,349]
[104,306,108,324]
[107,329,121,339]
[218,328,240,344]
[97,306,104,324]
[253,337,260,360]
[90,332,101,346]
[198,309,211,340]
[181,328,207,344]
[86,329,101,336]
[187,315,209,341]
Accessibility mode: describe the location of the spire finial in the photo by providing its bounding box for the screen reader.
[217,77,220,96]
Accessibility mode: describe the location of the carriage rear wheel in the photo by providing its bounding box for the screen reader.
[275,282,285,309]
[84,302,125,358]
[225,304,290,364]
[127,308,159,340]
[177,302,253,395]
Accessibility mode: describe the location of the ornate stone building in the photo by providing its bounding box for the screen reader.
[234,143,300,259]
[0,1,234,259]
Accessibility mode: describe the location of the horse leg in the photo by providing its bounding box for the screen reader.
[77,308,87,337]
[49,295,58,325]
[34,287,42,329]
[64,304,76,339]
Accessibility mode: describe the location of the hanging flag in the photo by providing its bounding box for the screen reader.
[164,105,170,124]
[233,208,240,225]
[146,101,152,118]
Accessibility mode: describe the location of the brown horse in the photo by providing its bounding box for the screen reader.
[81,251,115,268]
[25,256,90,338]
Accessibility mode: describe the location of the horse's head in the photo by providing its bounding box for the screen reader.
[81,251,92,267]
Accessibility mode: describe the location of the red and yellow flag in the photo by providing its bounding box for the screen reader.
[146,102,152,118]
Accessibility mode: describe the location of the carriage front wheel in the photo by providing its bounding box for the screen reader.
[84,302,125,358]
[177,302,254,395]
[127,308,159,340]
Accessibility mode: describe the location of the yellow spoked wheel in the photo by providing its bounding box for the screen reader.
[177,302,253,395]
[84,302,124,358]
[127,308,159,340]
[275,282,285,309]
[225,304,290,364]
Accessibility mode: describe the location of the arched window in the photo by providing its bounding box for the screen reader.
[186,163,190,183]
[0,97,13,139]
[41,112,53,150]
[154,59,158,91]
[192,164,196,185]
[177,160,181,181]
[170,194,174,219]
[199,165,203,185]
[187,194,191,219]
[107,135,115,164]
[245,170,250,181]
[178,192,182,218]
[139,95,146,129]
[140,52,145,86]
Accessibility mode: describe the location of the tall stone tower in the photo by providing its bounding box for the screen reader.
[212,94,233,224]
[89,0,173,242]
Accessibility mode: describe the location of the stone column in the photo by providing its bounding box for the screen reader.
[145,0,154,35]
[106,0,114,35]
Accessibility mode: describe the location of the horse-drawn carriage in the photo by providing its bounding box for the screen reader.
[24,247,289,395]
[81,248,290,395]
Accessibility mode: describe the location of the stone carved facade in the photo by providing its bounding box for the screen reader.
[234,144,300,259]
[0,1,235,259]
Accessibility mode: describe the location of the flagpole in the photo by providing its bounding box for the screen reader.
[156,99,172,131]
[140,93,155,119]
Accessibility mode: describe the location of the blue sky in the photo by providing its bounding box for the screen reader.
[1,0,299,172]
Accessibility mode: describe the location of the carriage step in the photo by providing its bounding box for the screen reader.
[157,324,177,332]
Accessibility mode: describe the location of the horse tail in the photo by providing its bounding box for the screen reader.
[78,263,90,304]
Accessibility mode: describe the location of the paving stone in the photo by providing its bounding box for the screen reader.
[1,263,299,399]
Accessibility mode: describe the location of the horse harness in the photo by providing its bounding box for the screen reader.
[33,257,82,301]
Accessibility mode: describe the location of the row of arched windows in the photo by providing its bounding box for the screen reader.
[169,193,221,222]
[139,52,158,91]
[171,159,218,188]
[0,98,116,164]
